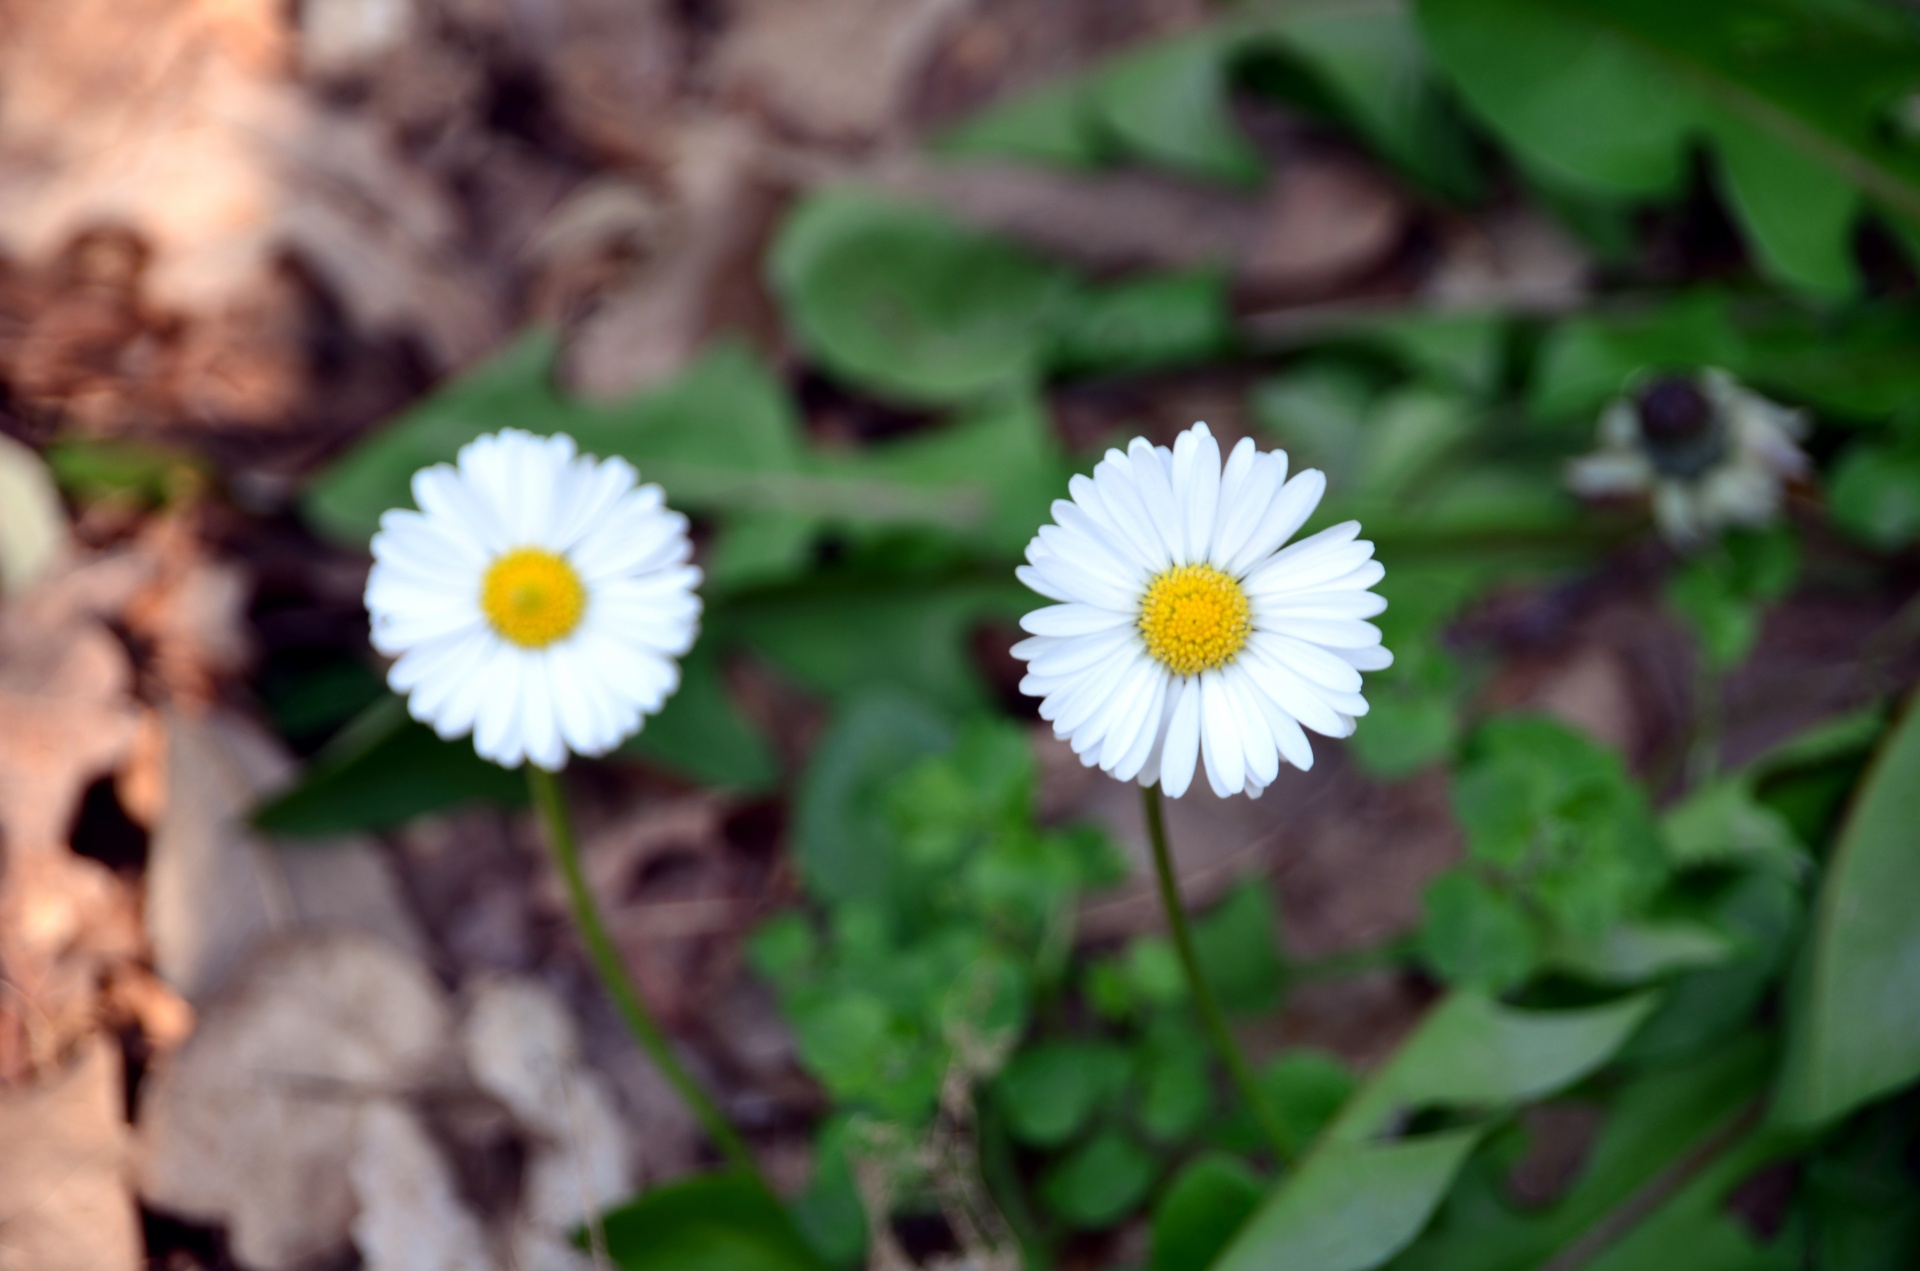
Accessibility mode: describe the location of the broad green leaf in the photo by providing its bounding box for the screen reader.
[933,78,1105,169]
[790,1120,867,1270]
[1829,439,1920,551]
[1045,271,1234,378]
[1211,1129,1483,1271]
[1151,1154,1264,1271]
[1546,919,1737,985]
[253,696,525,836]
[1779,691,1920,1127]
[1041,1129,1159,1230]
[1804,1099,1920,1271]
[996,1041,1131,1148]
[619,641,778,791]
[1392,1036,1774,1271]
[1252,3,1482,200]
[1419,0,1920,298]
[599,1171,828,1271]
[793,693,952,908]
[1583,1126,1803,1271]
[1193,882,1284,1015]
[1087,32,1263,187]
[769,191,1068,405]
[729,574,1030,713]
[305,329,569,545]
[1331,992,1658,1144]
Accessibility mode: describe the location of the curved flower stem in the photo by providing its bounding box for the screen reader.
[1141,783,1292,1162]
[527,767,763,1184]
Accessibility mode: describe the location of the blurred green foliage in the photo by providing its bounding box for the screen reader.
[273,0,1920,1265]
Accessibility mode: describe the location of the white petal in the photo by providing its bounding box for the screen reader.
[1172,423,1222,565]
[1113,670,1171,783]
[1158,679,1203,799]
[1198,672,1245,799]
[1212,447,1286,571]
[1226,469,1327,577]
[1020,603,1133,638]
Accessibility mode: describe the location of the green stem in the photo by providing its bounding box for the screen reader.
[528,767,763,1183]
[1141,784,1292,1163]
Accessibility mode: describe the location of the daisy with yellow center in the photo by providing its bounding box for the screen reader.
[1014,422,1391,799]
[365,429,701,770]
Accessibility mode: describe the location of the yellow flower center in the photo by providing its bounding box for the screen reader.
[480,548,586,649]
[1138,563,1251,676]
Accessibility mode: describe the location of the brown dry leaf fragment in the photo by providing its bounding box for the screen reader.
[348,1101,500,1271]
[145,709,426,1005]
[1243,158,1408,297]
[562,118,784,400]
[122,512,252,710]
[462,977,634,1231]
[717,0,977,142]
[0,0,497,372]
[1422,204,1591,313]
[0,608,140,861]
[522,0,685,164]
[0,1036,141,1271]
[137,932,456,1271]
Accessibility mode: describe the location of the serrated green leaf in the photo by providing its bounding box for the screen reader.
[1779,691,1920,1127]
[1193,882,1285,1015]
[1261,1051,1358,1160]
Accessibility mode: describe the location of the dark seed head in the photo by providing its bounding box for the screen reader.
[1633,375,1726,480]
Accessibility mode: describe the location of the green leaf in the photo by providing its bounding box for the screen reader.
[1530,291,1745,423]
[1251,3,1482,200]
[1804,1098,1920,1271]
[1581,1126,1802,1271]
[793,692,953,908]
[769,191,1069,406]
[1829,439,1920,551]
[1331,992,1659,1144]
[1040,1129,1159,1230]
[1779,691,1920,1127]
[1211,1129,1483,1271]
[600,1171,828,1271]
[1150,1154,1264,1271]
[305,329,569,546]
[1192,882,1284,1015]
[1661,778,1806,875]
[933,78,1105,169]
[1393,1036,1775,1271]
[1261,1051,1358,1161]
[252,696,526,836]
[1087,32,1264,187]
[1419,870,1540,993]
[1137,1031,1214,1143]
[729,574,1030,713]
[1045,271,1234,378]
[996,1041,1131,1148]
[1418,0,1920,298]
[790,1122,867,1270]
[620,642,779,791]
[1546,918,1737,985]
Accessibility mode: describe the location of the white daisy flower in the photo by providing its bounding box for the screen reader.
[1567,369,1809,546]
[365,429,701,771]
[1012,422,1392,800]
